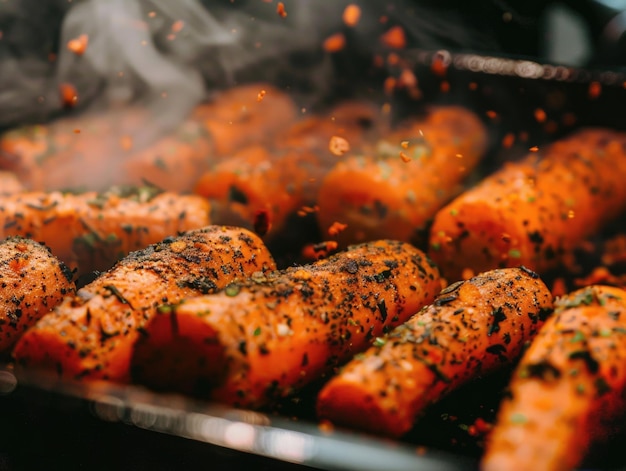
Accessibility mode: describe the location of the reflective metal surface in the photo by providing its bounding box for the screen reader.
[1,364,475,471]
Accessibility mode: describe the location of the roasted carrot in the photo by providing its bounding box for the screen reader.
[0,111,214,192]
[121,118,213,193]
[131,240,441,408]
[0,186,212,275]
[273,100,382,157]
[482,285,626,471]
[192,83,297,157]
[0,124,48,191]
[194,100,380,235]
[194,145,321,235]
[12,226,276,382]
[0,171,23,195]
[428,129,626,281]
[316,267,553,438]
[316,106,487,247]
[0,237,74,353]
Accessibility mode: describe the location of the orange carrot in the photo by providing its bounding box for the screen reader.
[429,129,626,281]
[482,285,626,471]
[0,111,214,192]
[316,267,553,438]
[0,186,212,275]
[273,100,382,160]
[192,83,297,157]
[316,106,487,247]
[131,240,441,408]
[0,171,24,195]
[0,237,75,352]
[195,101,381,235]
[193,145,318,236]
[12,226,276,382]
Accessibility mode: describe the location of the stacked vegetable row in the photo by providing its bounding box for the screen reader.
[2,85,626,470]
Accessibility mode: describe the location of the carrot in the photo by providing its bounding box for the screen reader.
[130,240,441,408]
[316,106,487,247]
[12,226,276,382]
[0,171,24,195]
[482,285,626,471]
[194,145,320,236]
[273,100,382,157]
[0,186,212,275]
[0,112,214,193]
[316,267,553,438]
[120,118,213,193]
[429,129,626,281]
[192,83,297,157]
[0,237,74,353]
[194,101,380,235]
[0,124,48,190]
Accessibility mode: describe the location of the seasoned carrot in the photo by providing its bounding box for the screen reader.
[194,145,320,235]
[316,106,487,247]
[0,171,23,195]
[273,100,382,156]
[12,226,276,382]
[0,112,214,193]
[316,267,553,438]
[482,285,626,471]
[131,240,441,408]
[0,186,212,275]
[429,129,626,281]
[192,83,297,157]
[0,237,74,352]
[0,124,48,190]
[121,118,213,193]
[194,100,380,235]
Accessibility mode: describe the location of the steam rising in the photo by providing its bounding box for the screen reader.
[0,0,502,191]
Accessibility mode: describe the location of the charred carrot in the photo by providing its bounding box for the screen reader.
[131,240,441,408]
[0,237,74,352]
[0,186,212,275]
[482,285,626,471]
[316,267,553,438]
[12,226,276,382]
[316,106,487,247]
[428,129,626,281]
[0,171,24,195]
[192,83,297,157]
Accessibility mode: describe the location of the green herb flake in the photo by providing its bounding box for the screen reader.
[508,248,522,259]
[449,208,458,216]
[558,288,595,309]
[570,330,586,343]
[599,328,612,338]
[430,242,441,252]
[225,284,241,297]
[157,304,173,314]
[253,327,262,336]
[373,337,387,347]
[510,413,527,424]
